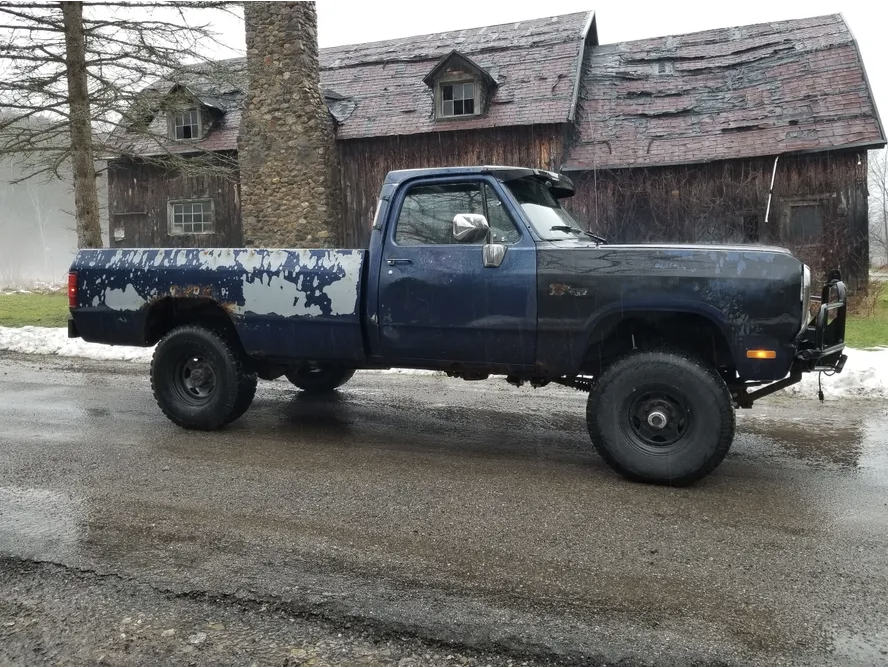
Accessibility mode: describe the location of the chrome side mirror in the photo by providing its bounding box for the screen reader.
[483,243,506,268]
[452,213,490,243]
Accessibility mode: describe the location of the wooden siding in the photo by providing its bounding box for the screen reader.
[106,134,870,290]
[107,152,241,249]
[338,124,566,247]
[565,150,871,289]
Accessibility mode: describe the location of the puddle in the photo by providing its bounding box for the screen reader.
[832,627,888,665]
[738,410,888,474]
[0,487,84,561]
[858,416,888,485]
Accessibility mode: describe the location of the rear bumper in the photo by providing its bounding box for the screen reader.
[795,271,847,373]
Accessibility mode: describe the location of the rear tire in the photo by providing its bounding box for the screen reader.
[586,350,735,486]
[151,325,252,430]
[285,365,355,393]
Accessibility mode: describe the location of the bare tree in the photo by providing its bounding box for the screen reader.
[0,1,240,248]
[869,148,888,269]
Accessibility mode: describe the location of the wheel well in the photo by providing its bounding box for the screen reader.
[582,312,735,376]
[143,298,239,346]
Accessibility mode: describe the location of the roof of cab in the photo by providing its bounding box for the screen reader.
[383,165,569,184]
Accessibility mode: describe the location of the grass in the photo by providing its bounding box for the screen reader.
[845,289,888,349]
[0,291,69,328]
[0,286,886,348]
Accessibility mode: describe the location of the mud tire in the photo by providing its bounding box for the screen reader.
[586,350,735,486]
[151,325,253,430]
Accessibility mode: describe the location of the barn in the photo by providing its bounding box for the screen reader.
[105,11,885,288]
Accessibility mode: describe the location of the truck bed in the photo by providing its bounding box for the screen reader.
[70,248,367,363]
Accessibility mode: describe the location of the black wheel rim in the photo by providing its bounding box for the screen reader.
[622,385,692,451]
[173,354,217,405]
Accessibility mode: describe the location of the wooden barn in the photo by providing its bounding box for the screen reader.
[105,11,885,288]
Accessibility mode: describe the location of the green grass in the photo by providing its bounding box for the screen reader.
[845,289,888,349]
[0,291,69,328]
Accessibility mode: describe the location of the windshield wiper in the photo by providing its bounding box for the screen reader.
[549,226,607,244]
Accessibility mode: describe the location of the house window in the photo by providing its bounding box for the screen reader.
[168,200,214,235]
[170,108,200,140]
[440,82,475,117]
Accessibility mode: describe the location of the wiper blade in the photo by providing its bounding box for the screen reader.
[549,226,607,244]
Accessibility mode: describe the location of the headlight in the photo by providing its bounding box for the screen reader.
[800,264,812,334]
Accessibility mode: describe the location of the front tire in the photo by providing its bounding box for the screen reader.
[151,325,252,430]
[285,365,355,393]
[586,350,735,486]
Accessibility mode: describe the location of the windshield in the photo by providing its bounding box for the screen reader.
[504,177,588,241]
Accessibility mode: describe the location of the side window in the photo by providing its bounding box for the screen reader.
[395,183,483,246]
[484,184,521,243]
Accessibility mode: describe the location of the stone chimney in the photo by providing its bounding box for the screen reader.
[238,2,341,248]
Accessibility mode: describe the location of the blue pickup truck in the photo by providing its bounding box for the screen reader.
[68,166,847,485]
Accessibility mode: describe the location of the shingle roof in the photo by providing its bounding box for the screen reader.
[108,12,594,156]
[109,12,885,166]
[320,11,595,140]
[563,14,886,170]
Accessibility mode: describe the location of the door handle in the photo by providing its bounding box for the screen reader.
[386,258,413,266]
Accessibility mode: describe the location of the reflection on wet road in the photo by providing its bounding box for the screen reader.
[0,354,886,665]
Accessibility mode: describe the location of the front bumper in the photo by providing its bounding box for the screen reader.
[795,270,847,373]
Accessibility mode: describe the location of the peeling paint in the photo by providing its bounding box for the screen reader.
[72,247,365,320]
[103,284,147,311]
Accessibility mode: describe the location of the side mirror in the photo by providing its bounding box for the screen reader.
[452,213,490,244]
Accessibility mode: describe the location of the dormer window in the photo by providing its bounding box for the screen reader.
[170,108,200,140]
[424,50,496,121]
[441,81,475,117]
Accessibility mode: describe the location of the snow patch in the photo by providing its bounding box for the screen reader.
[0,326,154,362]
[785,347,888,400]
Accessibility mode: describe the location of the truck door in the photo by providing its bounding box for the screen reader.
[376,177,537,368]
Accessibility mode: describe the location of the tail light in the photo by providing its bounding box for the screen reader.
[68,271,77,308]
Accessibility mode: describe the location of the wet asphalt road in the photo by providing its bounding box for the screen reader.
[0,353,887,666]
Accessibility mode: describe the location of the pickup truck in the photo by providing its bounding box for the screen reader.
[67,166,847,486]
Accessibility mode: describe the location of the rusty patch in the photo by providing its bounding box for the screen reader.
[549,283,589,297]
[168,285,216,299]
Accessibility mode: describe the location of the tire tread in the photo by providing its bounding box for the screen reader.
[151,325,251,430]
[586,348,735,486]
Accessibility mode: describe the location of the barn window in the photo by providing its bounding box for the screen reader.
[170,108,200,140]
[168,200,214,235]
[424,51,494,121]
[786,203,823,244]
[440,81,476,117]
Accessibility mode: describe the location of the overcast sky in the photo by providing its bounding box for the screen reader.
[210,0,887,135]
